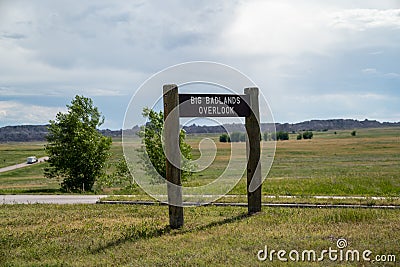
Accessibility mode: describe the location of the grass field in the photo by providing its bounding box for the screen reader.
[0,128,399,199]
[0,139,124,194]
[0,204,399,266]
[0,128,399,266]
[0,142,46,169]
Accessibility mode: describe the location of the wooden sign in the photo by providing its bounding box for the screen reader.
[179,94,250,117]
[163,85,261,229]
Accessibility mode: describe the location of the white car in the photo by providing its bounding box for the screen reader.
[27,156,38,164]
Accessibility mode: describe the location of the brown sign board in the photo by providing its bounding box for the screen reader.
[163,86,262,228]
[179,94,251,117]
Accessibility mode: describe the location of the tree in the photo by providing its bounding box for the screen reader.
[263,132,269,141]
[297,133,302,140]
[302,131,314,140]
[219,133,230,143]
[351,130,357,136]
[230,132,245,142]
[138,107,194,183]
[275,131,289,141]
[45,95,112,192]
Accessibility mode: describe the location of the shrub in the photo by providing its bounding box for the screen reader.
[351,130,357,136]
[297,133,302,140]
[263,132,269,141]
[219,134,230,143]
[276,131,289,141]
[302,131,314,140]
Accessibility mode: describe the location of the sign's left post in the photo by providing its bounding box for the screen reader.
[163,84,184,229]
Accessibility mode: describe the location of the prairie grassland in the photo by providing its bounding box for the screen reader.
[0,139,124,194]
[186,128,400,197]
[0,142,46,168]
[0,128,399,198]
[260,130,400,197]
[0,204,399,266]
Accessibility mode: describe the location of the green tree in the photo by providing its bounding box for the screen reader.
[297,133,302,140]
[138,108,194,183]
[219,134,230,143]
[302,131,314,140]
[263,132,269,141]
[45,95,112,192]
[351,130,357,136]
[276,131,289,141]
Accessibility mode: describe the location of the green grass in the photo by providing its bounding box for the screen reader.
[230,128,400,197]
[0,204,399,266]
[100,194,400,206]
[0,162,61,194]
[0,142,46,168]
[0,138,125,194]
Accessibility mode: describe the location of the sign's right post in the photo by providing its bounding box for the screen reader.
[244,87,262,214]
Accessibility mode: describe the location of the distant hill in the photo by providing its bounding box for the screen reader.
[0,125,49,142]
[183,119,400,134]
[0,119,399,142]
[0,125,121,142]
[272,119,400,133]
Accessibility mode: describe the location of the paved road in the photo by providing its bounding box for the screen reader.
[1,194,397,206]
[0,157,49,173]
[1,195,108,204]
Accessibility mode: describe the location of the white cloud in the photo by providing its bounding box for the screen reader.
[220,2,400,58]
[220,1,338,56]
[362,68,400,79]
[384,72,400,78]
[0,101,66,125]
[362,68,379,74]
[369,50,384,55]
[290,92,393,106]
[329,9,400,31]
[0,38,146,96]
[270,91,399,123]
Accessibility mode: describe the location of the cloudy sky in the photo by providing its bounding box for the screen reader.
[1,0,399,129]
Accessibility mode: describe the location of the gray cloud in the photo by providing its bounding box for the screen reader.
[0,32,26,39]
[0,0,399,127]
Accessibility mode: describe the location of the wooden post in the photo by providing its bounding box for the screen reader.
[245,87,262,214]
[163,84,184,229]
